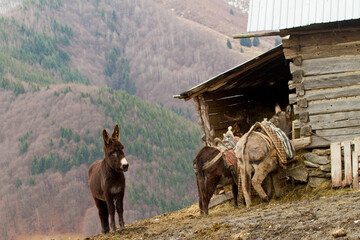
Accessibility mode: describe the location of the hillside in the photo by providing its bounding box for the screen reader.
[2,0,277,119]
[0,84,203,238]
[0,0,281,239]
[88,186,360,240]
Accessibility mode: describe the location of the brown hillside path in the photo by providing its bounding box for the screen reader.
[88,189,360,240]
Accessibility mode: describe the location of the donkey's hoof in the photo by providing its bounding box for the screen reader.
[263,196,270,202]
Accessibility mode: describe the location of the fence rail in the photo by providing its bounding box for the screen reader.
[330,137,360,189]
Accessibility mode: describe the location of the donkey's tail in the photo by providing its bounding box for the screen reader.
[239,132,252,208]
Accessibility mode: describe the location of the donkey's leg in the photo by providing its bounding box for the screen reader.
[240,164,252,208]
[115,190,125,229]
[264,175,272,198]
[203,175,220,215]
[271,170,281,198]
[252,167,271,201]
[251,149,278,201]
[94,198,110,234]
[195,176,204,214]
[232,183,238,206]
[105,193,116,232]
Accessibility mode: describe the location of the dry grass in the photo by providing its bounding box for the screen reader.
[210,178,357,214]
[87,182,360,240]
[16,233,84,240]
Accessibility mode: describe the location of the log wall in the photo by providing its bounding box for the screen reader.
[283,29,360,148]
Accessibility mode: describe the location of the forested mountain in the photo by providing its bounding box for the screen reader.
[0,83,202,238]
[1,0,275,118]
[0,0,278,238]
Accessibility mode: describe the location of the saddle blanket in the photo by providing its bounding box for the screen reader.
[222,148,238,171]
[216,141,239,182]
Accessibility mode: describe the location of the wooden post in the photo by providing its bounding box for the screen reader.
[342,141,352,186]
[292,121,296,140]
[290,137,311,150]
[195,95,214,146]
[353,139,360,189]
[331,142,342,188]
[293,56,302,66]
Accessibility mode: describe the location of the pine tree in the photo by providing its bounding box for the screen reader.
[240,38,252,47]
[31,155,38,175]
[29,177,35,186]
[253,37,260,47]
[16,177,22,189]
[226,39,232,49]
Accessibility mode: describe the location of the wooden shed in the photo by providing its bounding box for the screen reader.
[237,0,360,149]
[279,19,360,148]
[177,4,360,149]
[175,45,292,146]
[235,0,360,188]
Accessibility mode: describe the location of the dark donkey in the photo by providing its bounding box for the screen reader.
[235,104,293,208]
[224,109,251,137]
[193,146,239,215]
[88,124,129,233]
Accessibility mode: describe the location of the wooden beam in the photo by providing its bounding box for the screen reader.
[205,95,246,108]
[310,111,360,126]
[331,142,342,188]
[301,72,360,90]
[293,56,302,66]
[197,95,215,146]
[203,88,244,101]
[282,19,360,37]
[282,30,360,48]
[353,138,360,189]
[292,121,296,140]
[342,141,353,186]
[311,118,360,130]
[316,126,360,138]
[290,56,360,76]
[292,70,304,83]
[233,31,281,39]
[283,41,360,60]
[290,137,311,150]
[294,97,360,115]
[309,134,360,148]
[296,85,360,102]
[209,191,234,209]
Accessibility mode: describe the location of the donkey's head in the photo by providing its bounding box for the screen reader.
[224,110,251,136]
[103,124,129,172]
[270,104,292,139]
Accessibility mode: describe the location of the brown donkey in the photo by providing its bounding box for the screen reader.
[193,146,239,215]
[88,124,129,233]
[235,104,293,208]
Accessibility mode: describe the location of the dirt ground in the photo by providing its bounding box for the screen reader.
[87,183,360,240]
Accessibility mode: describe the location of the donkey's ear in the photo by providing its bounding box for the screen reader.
[275,104,282,114]
[103,129,110,145]
[285,105,292,116]
[111,123,120,139]
[224,114,237,122]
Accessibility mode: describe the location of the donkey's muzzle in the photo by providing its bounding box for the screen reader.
[121,157,129,172]
[122,163,129,172]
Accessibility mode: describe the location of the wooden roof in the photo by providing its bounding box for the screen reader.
[174,44,289,101]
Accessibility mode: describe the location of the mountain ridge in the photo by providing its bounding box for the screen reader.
[0,83,203,238]
[0,0,280,238]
